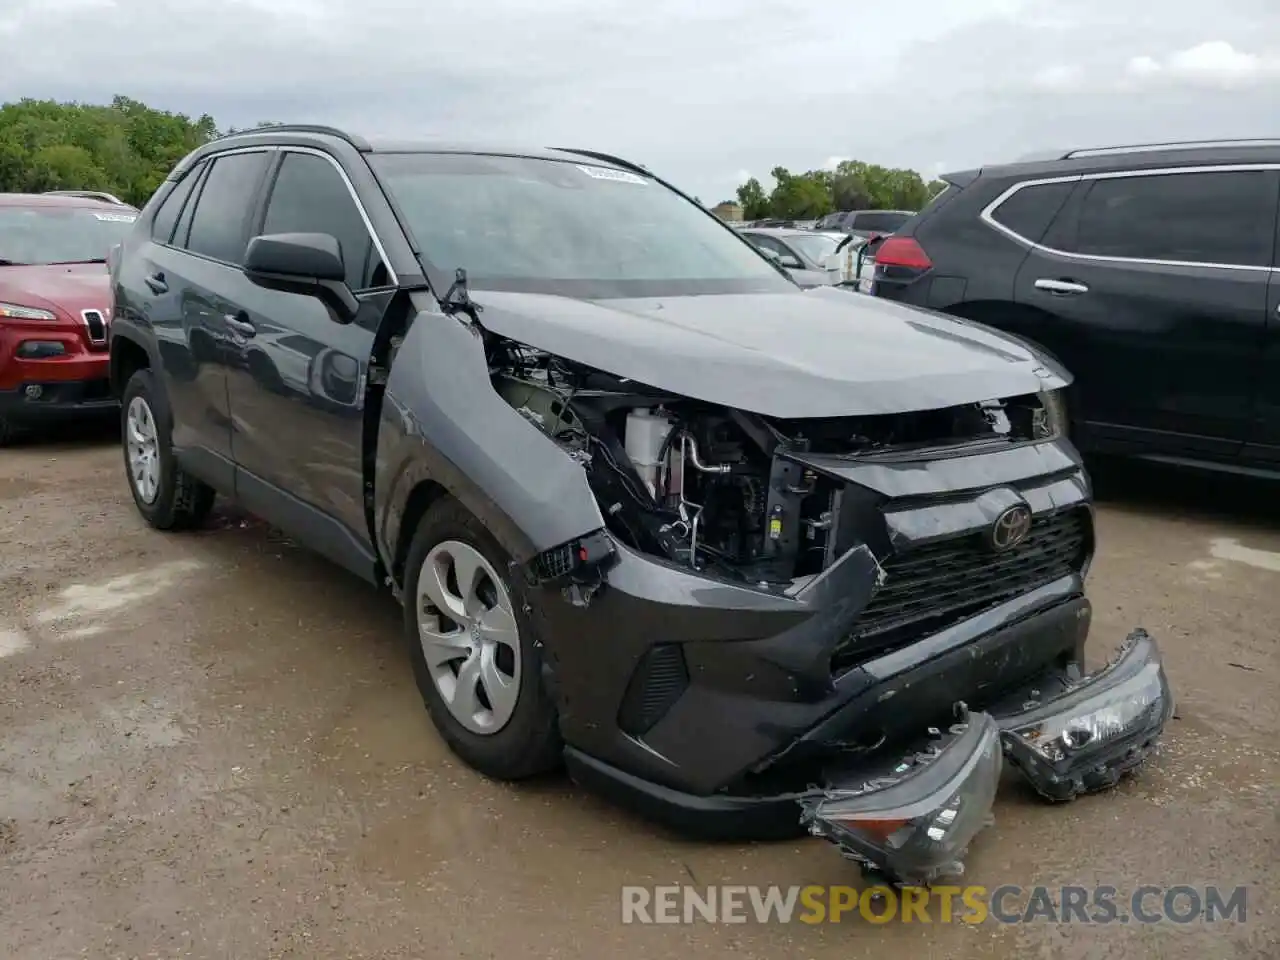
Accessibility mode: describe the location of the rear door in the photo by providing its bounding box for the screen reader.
[224,148,396,578]
[115,150,272,486]
[1011,166,1277,460]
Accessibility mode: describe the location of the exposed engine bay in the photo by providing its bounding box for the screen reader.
[486,334,1062,586]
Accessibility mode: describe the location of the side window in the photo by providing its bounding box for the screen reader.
[185,152,271,264]
[151,161,205,244]
[261,152,386,290]
[1072,170,1277,267]
[989,180,1075,243]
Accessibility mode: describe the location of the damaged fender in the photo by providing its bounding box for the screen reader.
[374,307,606,575]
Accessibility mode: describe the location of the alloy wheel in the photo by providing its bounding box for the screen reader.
[126,396,161,504]
[416,540,522,734]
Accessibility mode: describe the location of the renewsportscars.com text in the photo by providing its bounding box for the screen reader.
[620,884,1249,925]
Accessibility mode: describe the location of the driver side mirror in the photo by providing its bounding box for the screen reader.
[243,232,358,323]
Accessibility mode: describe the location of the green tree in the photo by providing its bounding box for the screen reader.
[735,177,770,220]
[0,96,219,207]
[767,167,834,220]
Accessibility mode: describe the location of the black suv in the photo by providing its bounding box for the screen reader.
[870,139,1280,475]
[107,125,1172,884]
[816,209,915,236]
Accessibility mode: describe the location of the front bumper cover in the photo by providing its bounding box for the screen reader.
[803,629,1173,885]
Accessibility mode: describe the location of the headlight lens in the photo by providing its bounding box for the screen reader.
[1036,388,1069,438]
[0,301,58,321]
[802,712,1003,886]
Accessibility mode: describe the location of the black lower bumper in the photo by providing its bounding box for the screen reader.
[562,585,1094,840]
[0,379,117,424]
[565,607,1172,858]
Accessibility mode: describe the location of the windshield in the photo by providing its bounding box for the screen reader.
[787,233,839,263]
[369,152,794,298]
[0,205,137,265]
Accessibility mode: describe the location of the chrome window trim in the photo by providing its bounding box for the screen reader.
[159,146,274,266]
[157,145,399,286]
[979,163,1280,273]
[274,146,399,287]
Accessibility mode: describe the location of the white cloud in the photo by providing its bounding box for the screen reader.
[1126,41,1280,87]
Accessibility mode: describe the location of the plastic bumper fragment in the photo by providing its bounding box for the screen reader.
[800,710,1003,887]
[993,629,1174,801]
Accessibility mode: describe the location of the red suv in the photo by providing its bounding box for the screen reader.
[0,193,139,443]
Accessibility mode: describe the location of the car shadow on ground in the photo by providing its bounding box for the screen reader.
[6,416,120,452]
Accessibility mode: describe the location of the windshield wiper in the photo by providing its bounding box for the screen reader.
[47,258,106,265]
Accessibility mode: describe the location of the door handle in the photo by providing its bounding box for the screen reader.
[144,272,168,294]
[224,313,256,338]
[1034,278,1089,296]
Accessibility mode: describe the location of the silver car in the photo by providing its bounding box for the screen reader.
[739,228,846,287]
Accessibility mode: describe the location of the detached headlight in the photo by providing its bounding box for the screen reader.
[997,629,1173,800]
[802,711,1002,886]
[0,301,57,321]
[1036,388,1069,439]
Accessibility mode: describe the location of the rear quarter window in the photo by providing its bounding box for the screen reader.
[988,180,1076,244]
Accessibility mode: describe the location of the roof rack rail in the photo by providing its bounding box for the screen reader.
[1063,138,1280,159]
[214,124,371,151]
[44,189,128,205]
[553,147,649,177]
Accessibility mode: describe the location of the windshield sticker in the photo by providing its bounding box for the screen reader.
[93,213,137,223]
[576,165,648,185]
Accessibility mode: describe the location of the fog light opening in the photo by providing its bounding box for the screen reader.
[24,384,43,400]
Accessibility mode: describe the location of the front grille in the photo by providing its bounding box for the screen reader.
[833,509,1090,670]
[82,309,107,346]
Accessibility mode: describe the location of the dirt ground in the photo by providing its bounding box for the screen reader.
[1,423,1276,959]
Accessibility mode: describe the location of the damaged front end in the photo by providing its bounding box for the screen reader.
[803,632,1175,885]
[379,302,1174,882]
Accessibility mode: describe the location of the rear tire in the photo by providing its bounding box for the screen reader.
[402,497,562,780]
[121,369,215,530]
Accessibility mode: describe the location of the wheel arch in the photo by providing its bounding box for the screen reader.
[109,332,156,400]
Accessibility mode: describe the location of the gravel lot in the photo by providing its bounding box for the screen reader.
[1,424,1276,959]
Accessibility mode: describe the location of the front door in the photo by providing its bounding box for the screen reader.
[224,148,395,578]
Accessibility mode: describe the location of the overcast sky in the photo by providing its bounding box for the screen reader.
[4,0,1279,203]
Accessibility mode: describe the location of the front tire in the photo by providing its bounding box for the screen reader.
[121,369,215,530]
[403,497,561,780]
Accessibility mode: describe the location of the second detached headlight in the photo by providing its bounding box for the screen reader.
[0,302,58,321]
[801,712,1003,887]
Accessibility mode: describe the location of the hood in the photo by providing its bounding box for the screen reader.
[472,286,1069,418]
[0,263,112,319]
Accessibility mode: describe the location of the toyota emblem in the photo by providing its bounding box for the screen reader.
[989,504,1032,552]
